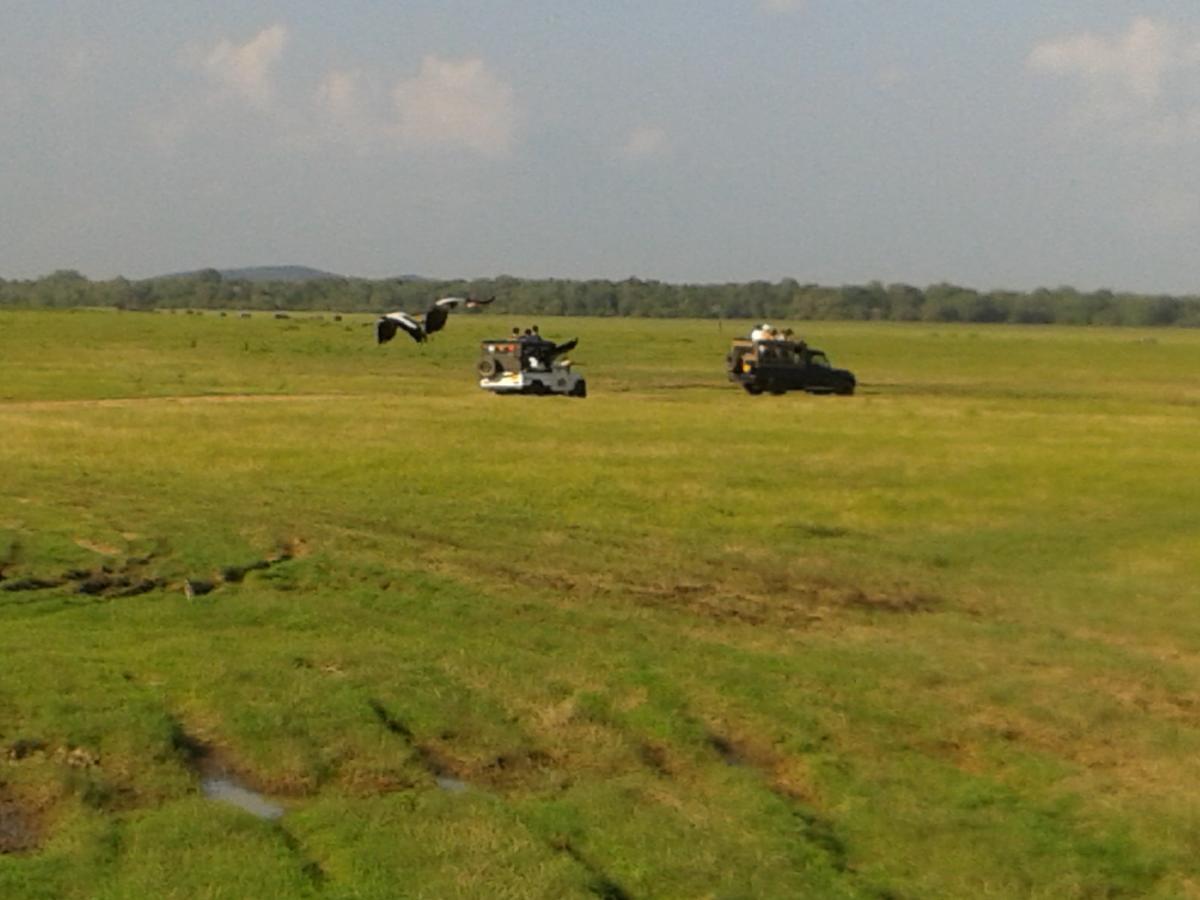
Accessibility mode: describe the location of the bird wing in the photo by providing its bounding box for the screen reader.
[424,295,493,334]
[550,338,578,358]
[376,317,397,344]
[423,304,450,335]
[377,312,425,344]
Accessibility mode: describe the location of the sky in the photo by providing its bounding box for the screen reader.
[4,2,1200,293]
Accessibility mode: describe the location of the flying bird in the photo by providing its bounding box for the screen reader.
[422,295,495,336]
[376,296,496,345]
[375,311,426,345]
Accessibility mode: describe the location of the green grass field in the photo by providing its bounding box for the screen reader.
[2,309,1199,899]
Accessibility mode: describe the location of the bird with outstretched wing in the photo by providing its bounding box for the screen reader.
[549,337,578,359]
[376,295,496,345]
[375,311,426,344]
[422,295,495,336]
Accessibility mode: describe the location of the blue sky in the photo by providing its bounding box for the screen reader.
[3,2,1200,292]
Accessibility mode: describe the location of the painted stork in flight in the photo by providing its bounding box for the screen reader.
[376,296,495,345]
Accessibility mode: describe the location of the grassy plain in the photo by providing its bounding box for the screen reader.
[1,308,1199,898]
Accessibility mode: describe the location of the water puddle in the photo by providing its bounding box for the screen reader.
[170,719,286,820]
[200,775,285,820]
[435,775,469,794]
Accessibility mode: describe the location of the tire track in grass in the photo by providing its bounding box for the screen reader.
[168,717,328,888]
[278,827,328,890]
[705,729,906,899]
[550,837,634,900]
[366,698,474,793]
[365,698,636,898]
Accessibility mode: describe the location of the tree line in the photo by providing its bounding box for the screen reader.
[3,269,1200,327]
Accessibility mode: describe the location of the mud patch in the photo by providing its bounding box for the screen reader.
[637,742,673,778]
[0,544,166,600]
[77,572,166,598]
[184,538,309,598]
[628,577,940,627]
[790,524,854,539]
[707,733,742,767]
[0,533,305,602]
[840,588,940,614]
[0,791,40,855]
[182,578,216,599]
[1,576,64,593]
[479,749,553,789]
[5,738,47,762]
[220,560,272,583]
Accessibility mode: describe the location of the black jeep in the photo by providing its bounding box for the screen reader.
[726,337,855,396]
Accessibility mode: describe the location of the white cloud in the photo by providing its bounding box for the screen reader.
[160,33,518,160]
[315,69,363,120]
[618,126,671,161]
[149,26,288,149]
[760,0,803,14]
[391,56,516,157]
[201,24,287,107]
[312,69,386,153]
[1028,17,1200,129]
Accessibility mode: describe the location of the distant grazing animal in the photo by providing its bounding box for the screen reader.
[376,296,496,345]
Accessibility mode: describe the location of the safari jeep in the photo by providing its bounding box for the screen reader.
[477,338,587,397]
[726,337,855,396]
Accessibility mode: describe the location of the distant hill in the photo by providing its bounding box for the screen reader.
[154,265,344,283]
[152,266,428,283]
[219,265,344,282]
